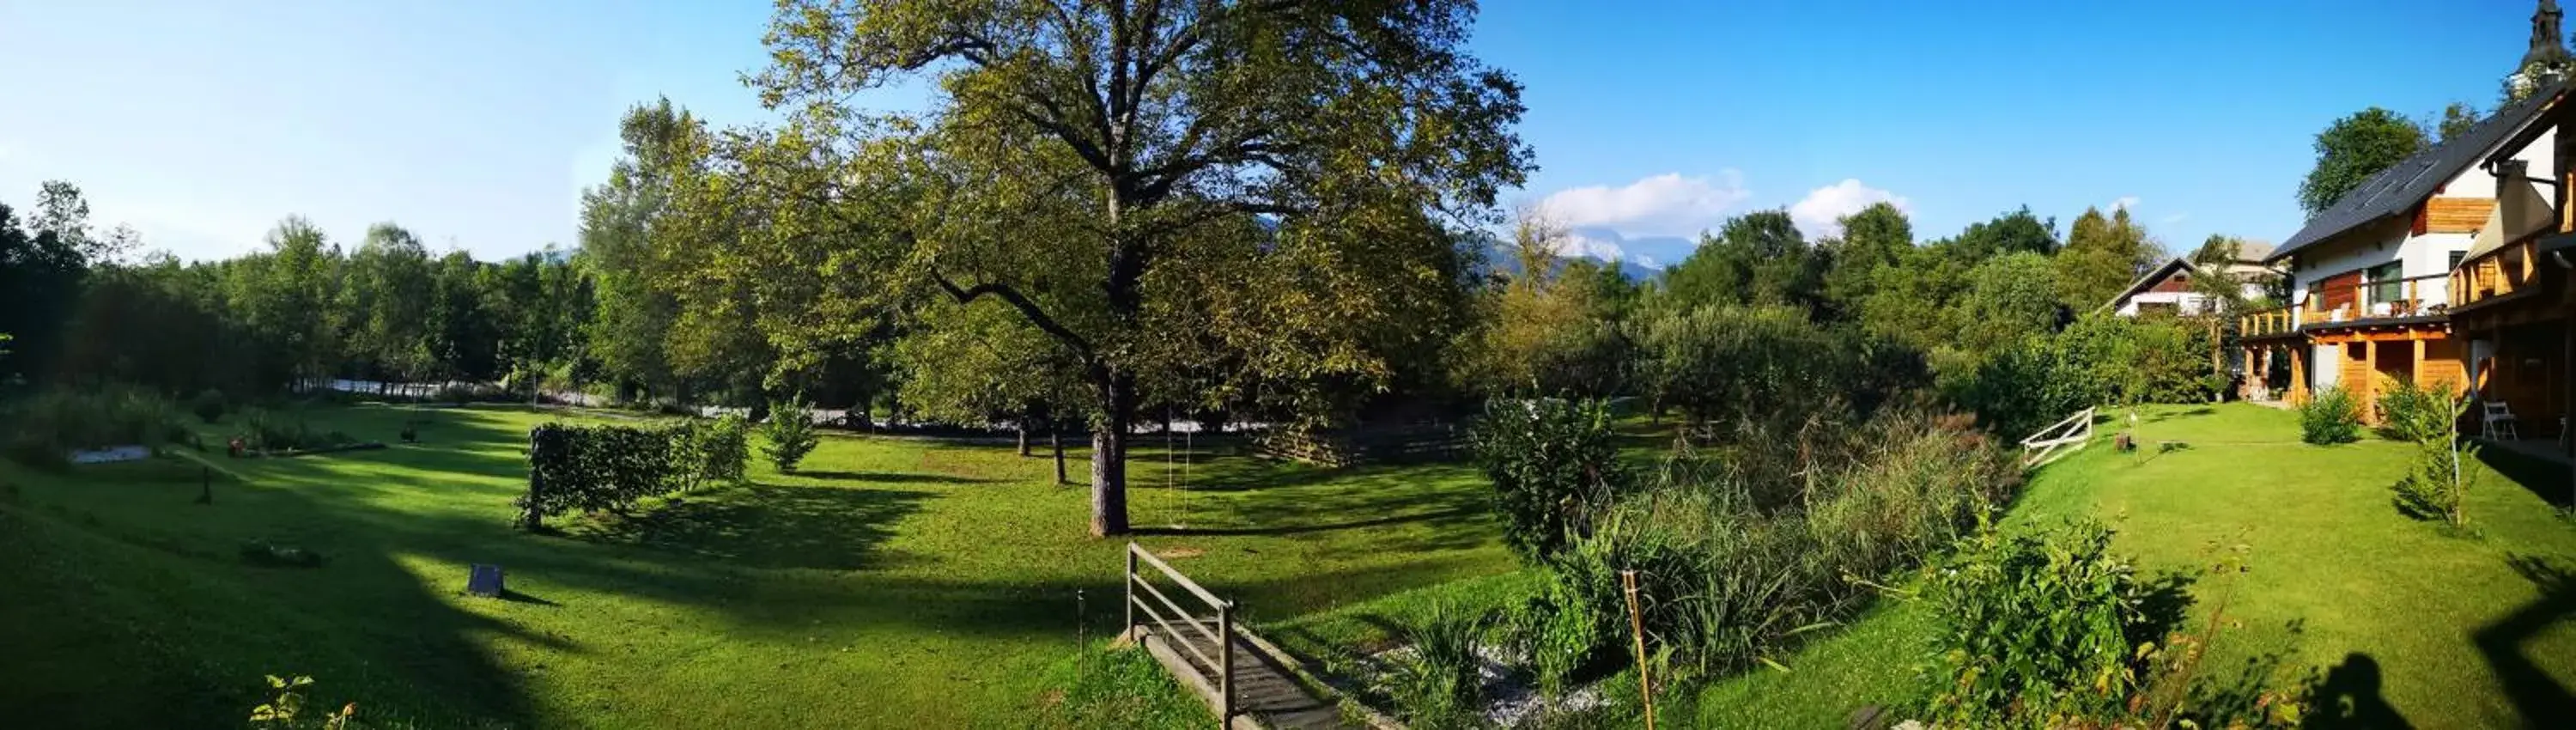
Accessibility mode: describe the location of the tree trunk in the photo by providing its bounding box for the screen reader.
[1090,370,1134,536]
[1052,419,1068,485]
[1017,412,1032,457]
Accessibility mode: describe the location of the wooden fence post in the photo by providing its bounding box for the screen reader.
[1622,569,1654,730]
[1124,544,1138,643]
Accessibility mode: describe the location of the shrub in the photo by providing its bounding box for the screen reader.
[191,388,228,423]
[761,394,820,473]
[1471,397,1631,563]
[1911,520,2153,726]
[2373,377,2445,441]
[2383,380,2476,526]
[1382,601,1487,727]
[2299,386,2362,445]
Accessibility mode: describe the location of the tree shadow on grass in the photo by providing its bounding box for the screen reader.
[2472,554,2576,727]
[1133,507,1481,538]
[2470,445,2574,509]
[792,470,1004,485]
[566,483,932,570]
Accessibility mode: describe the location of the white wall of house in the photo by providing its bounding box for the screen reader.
[2287,222,2468,323]
[2488,125,2558,203]
[2312,343,2341,391]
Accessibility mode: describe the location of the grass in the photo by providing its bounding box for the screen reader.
[0,404,1514,728]
[1695,403,2576,729]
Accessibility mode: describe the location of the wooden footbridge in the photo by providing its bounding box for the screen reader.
[1123,543,1372,730]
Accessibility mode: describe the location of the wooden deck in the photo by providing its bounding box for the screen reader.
[1137,622,1352,730]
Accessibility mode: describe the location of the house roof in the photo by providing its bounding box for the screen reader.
[2269,79,2573,265]
[2096,257,2196,314]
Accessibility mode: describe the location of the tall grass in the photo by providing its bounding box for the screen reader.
[1538,409,2016,682]
[3,386,186,467]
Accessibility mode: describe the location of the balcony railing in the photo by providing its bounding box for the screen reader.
[2238,305,2295,338]
[2449,235,2540,309]
[2299,273,2448,327]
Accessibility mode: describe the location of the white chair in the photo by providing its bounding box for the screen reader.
[2483,400,2521,441]
[2369,301,2395,318]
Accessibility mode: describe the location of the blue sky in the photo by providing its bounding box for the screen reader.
[0,1,2554,265]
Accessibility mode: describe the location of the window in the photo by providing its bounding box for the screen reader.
[2449,251,2466,270]
[2366,261,2403,305]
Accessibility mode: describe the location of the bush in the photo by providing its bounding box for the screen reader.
[1912,520,2153,726]
[191,388,228,423]
[760,394,820,473]
[2300,386,2362,445]
[1382,601,1487,727]
[1471,397,1631,563]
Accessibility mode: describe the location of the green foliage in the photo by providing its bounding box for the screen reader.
[761,394,819,473]
[1820,202,1914,318]
[1662,210,1822,313]
[667,415,750,493]
[520,423,681,526]
[1911,520,2151,727]
[1539,410,2013,682]
[1946,315,2217,438]
[2054,206,2158,313]
[247,673,359,729]
[1382,601,1489,727]
[1955,252,2062,356]
[1951,206,2062,259]
[2299,107,2427,216]
[1471,398,1631,563]
[2381,379,2476,526]
[2299,386,2363,445]
[193,389,230,424]
[1632,304,1923,431]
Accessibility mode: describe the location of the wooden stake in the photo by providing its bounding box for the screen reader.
[1622,569,1654,730]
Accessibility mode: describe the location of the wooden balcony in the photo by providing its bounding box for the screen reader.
[2238,306,2296,339]
[2299,273,2449,329]
[2449,235,2542,310]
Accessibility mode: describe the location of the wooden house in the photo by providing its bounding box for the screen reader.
[2450,81,2576,455]
[2239,81,2571,413]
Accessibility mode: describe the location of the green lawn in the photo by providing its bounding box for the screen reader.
[1698,404,2576,729]
[0,404,1514,728]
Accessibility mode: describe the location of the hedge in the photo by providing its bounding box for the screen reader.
[517,419,747,531]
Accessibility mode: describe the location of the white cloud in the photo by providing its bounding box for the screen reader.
[2111,196,2142,212]
[1789,179,1911,238]
[2158,213,2190,226]
[1539,172,1751,238]
[1553,229,1627,261]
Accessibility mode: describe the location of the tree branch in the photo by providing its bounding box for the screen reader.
[931,271,1097,360]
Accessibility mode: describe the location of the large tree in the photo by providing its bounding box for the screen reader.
[2055,206,2157,312]
[1820,201,1912,319]
[1662,210,1820,314]
[734,0,1531,535]
[2298,107,2427,217]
